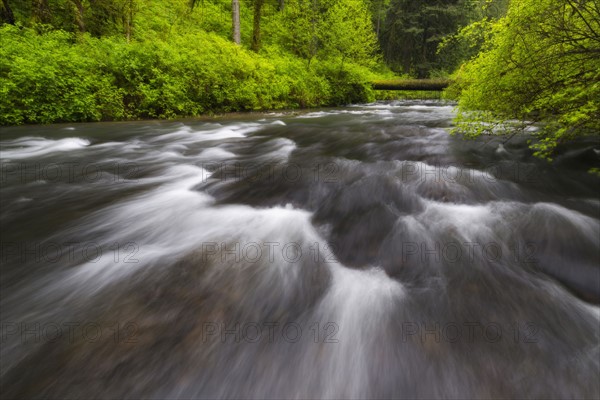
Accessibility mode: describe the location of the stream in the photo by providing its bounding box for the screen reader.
[1,100,599,398]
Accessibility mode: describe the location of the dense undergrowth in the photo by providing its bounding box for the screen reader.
[1,0,394,125]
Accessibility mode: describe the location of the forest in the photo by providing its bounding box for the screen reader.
[1,0,599,155]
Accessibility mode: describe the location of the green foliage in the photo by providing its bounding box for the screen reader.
[315,61,377,105]
[320,0,380,68]
[265,0,378,66]
[379,0,483,78]
[0,26,122,124]
[0,0,387,125]
[437,0,508,63]
[451,0,600,159]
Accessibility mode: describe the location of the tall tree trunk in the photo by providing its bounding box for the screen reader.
[232,0,240,44]
[251,0,264,52]
[32,0,51,24]
[71,0,85,33]
[1,0,15,24]
[123,0,134,42]
[419,24,428,78]
[310,0,318,58]
[376,0,382,36]
[278,0,284,11]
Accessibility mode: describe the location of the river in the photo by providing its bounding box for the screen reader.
[1,101,599,398]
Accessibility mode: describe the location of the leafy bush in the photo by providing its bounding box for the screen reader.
[0,26,122,124]
[450,0,600,159]
[0,0,386,125]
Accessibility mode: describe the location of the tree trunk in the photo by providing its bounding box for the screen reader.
[71,0,85,33]
[376,0,381,36]
[232,0,240,45]
[278,0,284,11]
[1,0,15,24]
[251,0,264,52]
[371,79,450,91]
[32,0,51,24]
[123,0,134,42]
[418,24,428,78]
[310,0,318,58]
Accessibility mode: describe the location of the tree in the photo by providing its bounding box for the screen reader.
[70,0,86,32]
[190,0,240,44]
[232,0,240,44]
[122,0,135,42]
[321,0,379,69]
[452,0,600,159]
[275,0,322,63]
[32,0,52,24]
[380,0,478,77]
[88,0,129,37]
[1,0,15,24]
[251,0,264,51]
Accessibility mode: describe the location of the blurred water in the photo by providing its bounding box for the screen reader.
[1,101,599,399]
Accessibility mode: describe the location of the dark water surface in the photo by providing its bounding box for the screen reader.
[1,101,599,399]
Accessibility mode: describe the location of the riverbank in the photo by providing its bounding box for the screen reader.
[1,25,391,126]
[0,99,458,132]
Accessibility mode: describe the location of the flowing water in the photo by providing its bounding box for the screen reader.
[1,101,599,399]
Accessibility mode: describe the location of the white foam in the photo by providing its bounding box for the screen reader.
[308,265,404,398]
[0,137,90,159]
[198,147,236,160]
[149,124,262,148]
[261,138,297,160]
[496,143,509,155]
[43,164,320,295]
[296,111,331,119]
[530,202,599,237]
[416,200,500,242]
